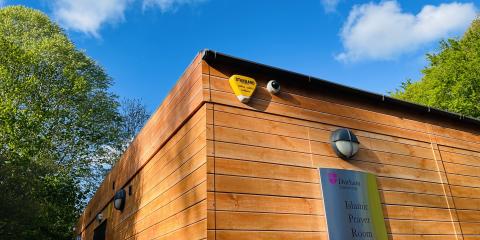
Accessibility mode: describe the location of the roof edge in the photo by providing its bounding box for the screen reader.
[201,49,480,128]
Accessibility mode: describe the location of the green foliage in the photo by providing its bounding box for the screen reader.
[0,6,149,239]
[392,18,480,118]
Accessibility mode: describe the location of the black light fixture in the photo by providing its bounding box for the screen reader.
[96,213,104,222]
[330,128,360,160]
[113,189,126,211]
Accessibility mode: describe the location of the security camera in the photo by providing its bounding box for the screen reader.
[267,80,281,94]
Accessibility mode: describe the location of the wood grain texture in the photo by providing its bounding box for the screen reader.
[205,92,459,238]
[77,97,208,239]
[78,55,480,239]
[203,58,480,239]
[77,52,208,234]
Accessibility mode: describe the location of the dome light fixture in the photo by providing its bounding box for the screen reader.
[113,189,126,211]
[96,213,104,222]
[330,128,360,160]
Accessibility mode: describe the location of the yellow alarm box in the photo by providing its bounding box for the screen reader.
[228,75,257,103]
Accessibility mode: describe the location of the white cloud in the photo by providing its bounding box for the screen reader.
[321,0,340,13]
[50,0,205,37]
[52,0,130,37]
[143,0,206,12]
[336,1,477,62]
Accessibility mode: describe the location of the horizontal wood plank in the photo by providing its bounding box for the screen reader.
[215,211,326,231]
[386,219,459,235]
[128,200,206,240]
[214,230,327,240]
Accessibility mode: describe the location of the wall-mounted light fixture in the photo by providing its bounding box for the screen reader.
[330,128,360,160]
[267,80,281,94]
[96,213,104,222]
[113,189,126,211]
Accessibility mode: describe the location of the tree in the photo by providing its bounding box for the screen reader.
[392,18,480,118]
[113,98,150,160]
[0,6,149,239]
[94,98,150,188]
[119,98,150,146]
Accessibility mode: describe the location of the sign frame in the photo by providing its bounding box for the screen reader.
[320,168,388,240]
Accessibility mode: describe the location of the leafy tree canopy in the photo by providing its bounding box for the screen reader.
[0,6,149,239]
[392,18,480,118]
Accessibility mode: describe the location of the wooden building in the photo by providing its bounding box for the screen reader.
[76,50,480,240]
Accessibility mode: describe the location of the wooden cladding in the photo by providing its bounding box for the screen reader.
[77,52,480,240]
[76,53,209,239]
[204,59,480,240]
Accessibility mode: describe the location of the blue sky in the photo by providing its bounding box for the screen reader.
[2,0,478,111]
